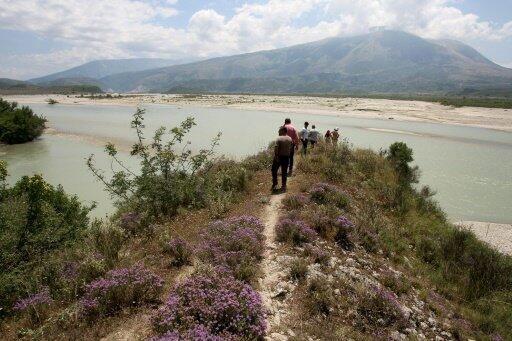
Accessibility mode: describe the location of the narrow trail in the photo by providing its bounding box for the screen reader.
[259,191,290,340]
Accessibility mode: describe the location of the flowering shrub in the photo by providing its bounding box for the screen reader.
[61,261,80,281]
[304,244,329,265]
[163,237,193,267]
[307,204,341,240]
[79,263,163,318]
[13,287,52,323]
[358,285,406,328]
[334,215,355,249]
[151,272,266,339]
[119,211,141,235]
[380,269,411,295]
[335,215,355,229]
[276,219,317,245]
[309,182,349,209]
[282,193,309,210]
[195,216,264,281]
[289,258,309,281]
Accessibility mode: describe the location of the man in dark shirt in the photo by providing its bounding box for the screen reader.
[283,118,300,176]
[272,126,293,193]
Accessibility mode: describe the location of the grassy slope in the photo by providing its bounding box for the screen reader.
[270,143,512,340]
[1,142,511,340]
[0,164,271,340]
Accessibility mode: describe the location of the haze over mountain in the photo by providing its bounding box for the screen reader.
[97,30,512,94]
[29,58,193,85]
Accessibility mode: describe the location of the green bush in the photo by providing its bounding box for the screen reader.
[0,99,46,144]
[241,147,273,171]
[87,220,125,267]
[0,174,91,270]
[87,109,227,221]
[385,142,418,186]
[0,168,92,318]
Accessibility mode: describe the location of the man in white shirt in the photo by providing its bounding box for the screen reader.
[299,121,310,155]
[308,125,320,148]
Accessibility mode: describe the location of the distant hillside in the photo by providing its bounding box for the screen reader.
[29,58,193,85]
[0,78,102,95]
[34,76,105,88]
[99,30,512,94]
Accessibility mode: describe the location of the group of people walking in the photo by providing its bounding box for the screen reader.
[271,118,341,193]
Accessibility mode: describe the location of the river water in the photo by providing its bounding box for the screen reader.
[1,102,511,223]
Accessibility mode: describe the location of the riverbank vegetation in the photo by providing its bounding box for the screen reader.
[165,91,512,109]
[270,141,512,339]
[0,109,510,340]
[0,79,103,96]
[284,92,512,109]
[0,99,47,144]
[0,110,273,339]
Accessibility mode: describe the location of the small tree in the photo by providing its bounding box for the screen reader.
[386,142,418,186]
[87,108,221,220]
[385,142,420,213]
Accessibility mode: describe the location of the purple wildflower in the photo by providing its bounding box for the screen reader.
[275,218,317,245]
[359,285,407,327]
[492,334,504,341]
[195,216,264,281]
[120,211,140,234]
[304,244,329,264]
[309,182,349,208]
[151,272,266,339]
[164,237,193,267]
[13,287,52,312]
[62,261,80,281]
[79,263,163,317]
[335,215,354,229]
[282,193,309,209]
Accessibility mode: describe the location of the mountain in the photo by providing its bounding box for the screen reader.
[99,30,512,94]
[29,58,192,85]
[0,78,102,95]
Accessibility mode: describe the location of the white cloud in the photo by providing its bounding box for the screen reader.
[1,0,511,79]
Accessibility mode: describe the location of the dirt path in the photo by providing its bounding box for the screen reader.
[259,192,292,340]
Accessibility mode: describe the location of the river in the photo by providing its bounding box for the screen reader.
[1,102,511,223]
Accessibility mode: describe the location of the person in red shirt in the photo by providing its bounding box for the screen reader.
[283,118,300,176]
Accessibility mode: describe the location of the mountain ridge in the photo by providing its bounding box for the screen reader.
[29,58,194,85]
[96,30,512,94]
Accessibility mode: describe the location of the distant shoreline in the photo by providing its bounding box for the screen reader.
[3,93,512,133]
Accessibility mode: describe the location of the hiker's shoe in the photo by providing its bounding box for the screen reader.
[279,187,287,193]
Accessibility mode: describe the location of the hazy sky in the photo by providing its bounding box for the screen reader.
[1,0,511,80]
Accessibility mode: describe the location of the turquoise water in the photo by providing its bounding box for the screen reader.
[1,102,511,223]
